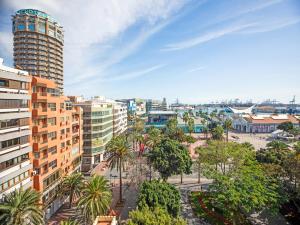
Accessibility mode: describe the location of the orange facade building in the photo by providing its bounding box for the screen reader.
[31,76,82,219]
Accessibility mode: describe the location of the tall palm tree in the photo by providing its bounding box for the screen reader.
[203,126,209,140]
[183,112,189,126]
[145,127,162,181]
[224,119,232,142]
[187,117,195,135]
[61,172,84,208]
[0,188,44,225]
[78,175,111,223]
[106,135,131,203]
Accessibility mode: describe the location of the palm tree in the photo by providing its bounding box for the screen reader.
[0,188,44,225]
[183,112,189,126]
[106,135,131,203]
[203,126,209,140]
[187,117,195,135]
[78,175,111,223]
[224,119,232,142]
[145,127,162,181]
[61,172,84,208]
[60,220,80,225]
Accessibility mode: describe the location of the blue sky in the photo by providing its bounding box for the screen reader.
[0,0,300,104]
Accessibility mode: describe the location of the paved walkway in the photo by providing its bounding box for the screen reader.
[47,203,78,225]
[172,181,211,225]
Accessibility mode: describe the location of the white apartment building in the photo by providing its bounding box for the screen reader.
[113,102,127,136]
[0,58,32,199]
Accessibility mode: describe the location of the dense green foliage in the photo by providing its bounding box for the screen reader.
[127,206,186,225]
[148,138,192,180]
[256,141,290,164]
[0,188,44,225]
[196,141,285,224]
[211,125,224,140]
[78,175,112,223]
[137,180,181,217]
[277,121,294,132]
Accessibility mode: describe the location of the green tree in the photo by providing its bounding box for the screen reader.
[202,126,209,140]
[277,121,294,132]
[165,118,185,142]
[256,141,290,165]
[194,146,210,184]
[61,172,84,208]
[148,138,192,181]
[137,180,181,217]
[223,119,232,142]
[207,161,285,225]
[187,117,195,135]
[78,175,111,223]
[0,188,43,225]
[211,125,224,140]
[145,127,162,181]
[127,206,186,225]
[106,135,131,203]
[133,117,145,133]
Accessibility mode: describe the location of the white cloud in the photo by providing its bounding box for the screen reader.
[187,66,205,73]
[162,23,257,51]
[238,17,300,34]
[103,64,165,81]
[2,0,187,82]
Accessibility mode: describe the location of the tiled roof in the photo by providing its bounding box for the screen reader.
[245,114,299,124]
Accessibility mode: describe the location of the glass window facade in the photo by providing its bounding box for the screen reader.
[28,24,35,31]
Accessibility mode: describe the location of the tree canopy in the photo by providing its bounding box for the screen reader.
[137,180,181,217]
[211,125,224,140]
[127,206,186,225]
[148,138,192,181]
[277,121,294,133]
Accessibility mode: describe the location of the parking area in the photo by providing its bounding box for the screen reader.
[229,131,271,150]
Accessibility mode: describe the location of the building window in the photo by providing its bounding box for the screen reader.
[0,79,8,87]
[48,146,57,155]
[47,117,56,126]
[48,103,56,111]
[17,24,25,31]
[49,159,57,169]
[28,24,35,31]
[48,131,57,140]
[38,22,46,33]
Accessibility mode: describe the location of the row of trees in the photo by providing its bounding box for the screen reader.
[0,175,111,225]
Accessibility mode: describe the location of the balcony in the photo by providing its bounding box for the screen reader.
[32,92,48,101]
[32,107,47,117]
[32,123,48,134]
[33,141,48,151]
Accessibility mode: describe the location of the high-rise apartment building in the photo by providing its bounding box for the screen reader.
[0,59,32,199]
[12,9,64,92]
[31,77,82,218]
[73,97,114,172]
[71,97,127,172]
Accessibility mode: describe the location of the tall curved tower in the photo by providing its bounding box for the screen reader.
[12,9,64,93]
